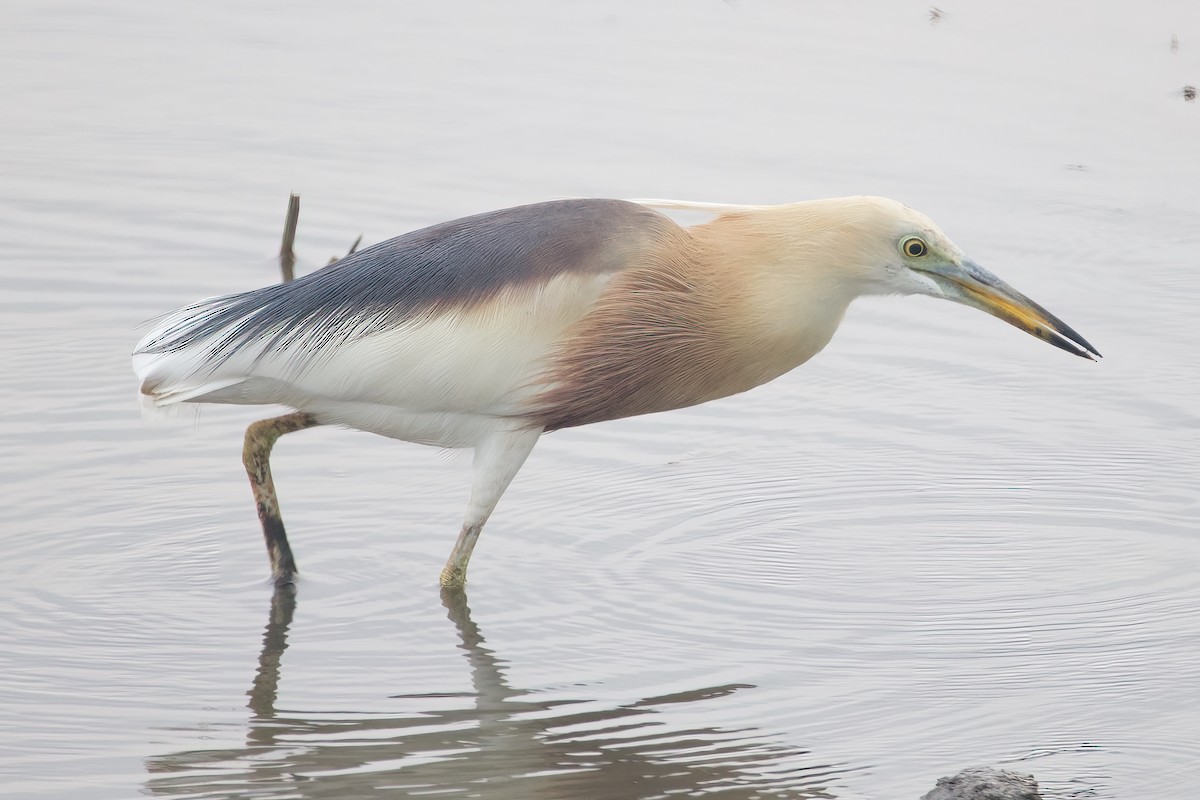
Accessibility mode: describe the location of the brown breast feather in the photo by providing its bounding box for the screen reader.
[528,226,765,432]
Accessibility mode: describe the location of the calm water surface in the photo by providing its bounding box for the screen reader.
[1,2,1198,798]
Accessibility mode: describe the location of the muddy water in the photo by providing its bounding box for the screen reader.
[1,1,1198,798]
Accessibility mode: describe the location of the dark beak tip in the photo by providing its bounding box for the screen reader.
[1048,329,1101,361]
[1050,320,1101,361]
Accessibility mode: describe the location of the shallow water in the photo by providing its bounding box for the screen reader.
[2,1,1198,798]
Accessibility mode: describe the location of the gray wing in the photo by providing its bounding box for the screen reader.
[136,198,673,367]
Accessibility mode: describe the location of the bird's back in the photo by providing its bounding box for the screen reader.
[134,199,693,442]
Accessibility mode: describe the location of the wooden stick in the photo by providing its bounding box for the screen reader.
[279,194,300,283]
[329,234,364,265]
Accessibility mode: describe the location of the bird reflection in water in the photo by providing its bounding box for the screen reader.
[143,587,838,799]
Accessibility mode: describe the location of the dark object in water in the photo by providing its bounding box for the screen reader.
[922,767,1041,800]
[929,6,944,24]
[1184,85,1196,102]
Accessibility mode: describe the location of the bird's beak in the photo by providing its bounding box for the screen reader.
[921,259,1102,360]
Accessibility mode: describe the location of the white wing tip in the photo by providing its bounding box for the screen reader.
[137,387,203,426]
[134,347,245,424]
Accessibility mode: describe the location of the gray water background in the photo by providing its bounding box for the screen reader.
[1,1,1198,798]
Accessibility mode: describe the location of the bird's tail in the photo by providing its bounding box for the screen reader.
[132,296,259,420]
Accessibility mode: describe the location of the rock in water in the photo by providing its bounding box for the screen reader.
[922,767,1041,800]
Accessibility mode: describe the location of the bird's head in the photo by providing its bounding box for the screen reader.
[637,195,1101,361]
[842,197,1101,360]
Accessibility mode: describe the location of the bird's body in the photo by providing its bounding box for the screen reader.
[136,198,862,442]
[134,196,1099,587]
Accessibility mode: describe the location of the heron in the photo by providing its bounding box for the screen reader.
[132,196,1100,588]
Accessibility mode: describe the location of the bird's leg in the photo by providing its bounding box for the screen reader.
[242,412,320,586]
[439,427,542,588]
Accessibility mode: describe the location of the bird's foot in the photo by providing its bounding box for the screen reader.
[272,568,298,588]
[439,562,469,588]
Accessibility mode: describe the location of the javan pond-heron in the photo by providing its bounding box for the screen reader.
[133,197,1100,588]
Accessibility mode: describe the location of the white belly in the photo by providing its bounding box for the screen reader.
[300,399,526,449]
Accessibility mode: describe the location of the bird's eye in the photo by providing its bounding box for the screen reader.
[901,236,928,258]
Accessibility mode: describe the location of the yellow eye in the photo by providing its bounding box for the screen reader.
[901,236,928,258]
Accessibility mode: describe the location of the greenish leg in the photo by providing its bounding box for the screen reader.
[439,522,485,588]
[438,427,541,589]
[242,412,320,585]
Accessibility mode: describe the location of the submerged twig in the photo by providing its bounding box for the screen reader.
[278,195,365,275]
[279,194,300,283]
[329,234,364,265]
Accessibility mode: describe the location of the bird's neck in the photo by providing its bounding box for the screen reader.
[688,212,857,384]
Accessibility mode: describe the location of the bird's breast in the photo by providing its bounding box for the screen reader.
[525,224,855,431]
[527,263,777,430]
